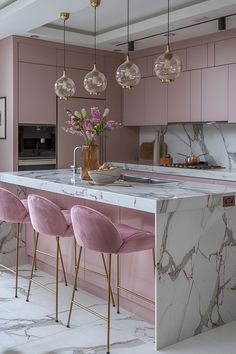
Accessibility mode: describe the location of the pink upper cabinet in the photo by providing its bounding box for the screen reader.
[187,45,207,70]
[56,49,105,72]
[19,43,56,66]
[202,65,228,122]
[145,77,167,125]
[215,38,236,66]
[190,70,202,122]
[228,64,236,123]
[19,62,57,124]
[167,71,190,123]
[123,79,145,126]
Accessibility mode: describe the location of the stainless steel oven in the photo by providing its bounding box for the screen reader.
[18,124,56,170]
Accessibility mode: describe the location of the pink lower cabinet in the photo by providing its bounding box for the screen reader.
[145,77,167,125]
[57,97,105,168]
[19,62,57,124]
[167,71,190,123]
[202,65,228,122]
[123,79,145,126]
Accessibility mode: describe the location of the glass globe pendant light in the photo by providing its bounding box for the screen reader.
[83,0,107,95]
[116,0,141,89]
[154,0,181,83]
[54,12,76,100]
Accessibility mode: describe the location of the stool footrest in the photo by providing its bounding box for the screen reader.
[118,286,155,305]
[72,299,107,321]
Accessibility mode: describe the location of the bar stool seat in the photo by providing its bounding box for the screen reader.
[0,188,32,297]
[61,210,74,236]
[113,223,154,253]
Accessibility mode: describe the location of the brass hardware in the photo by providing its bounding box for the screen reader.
[223,195,235,207]
[58,242,67,286]
[74,238,77,290]
[117,254,120,313]
[72,298,107,321]
[90,0,101,7]
[26,232,39,302]
[107,254,112,354]
[117,286,155,305]
[34,230,37,271]
[56,236,59,322]
[60,12,70,21]
[15,223,20,298]
[101,253,115,307]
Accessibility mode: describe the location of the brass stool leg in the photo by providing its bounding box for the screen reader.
[74,238,78,291]
[101,253,115,307]
[26,232,39,302]
[34,230,37,271]
[58,242,68,286]
[67,246,83,328]
[116,254,120,314]
[15,223,20,298]
[56,236,60,322]
[152,248,155,276]
[106,254,112,354]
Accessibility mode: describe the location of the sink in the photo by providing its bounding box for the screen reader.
[119,174,174,184]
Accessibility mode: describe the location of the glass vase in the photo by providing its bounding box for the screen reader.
[81,144,99,180]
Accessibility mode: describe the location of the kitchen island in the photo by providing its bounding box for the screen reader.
[1,169,236,350]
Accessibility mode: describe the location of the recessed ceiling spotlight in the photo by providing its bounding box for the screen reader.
[193,16,210,23]
[30,35,40,39]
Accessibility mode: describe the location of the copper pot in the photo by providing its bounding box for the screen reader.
[185,154,200,165]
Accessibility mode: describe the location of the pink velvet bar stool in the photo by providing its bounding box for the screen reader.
[27,194,74,322]
[0,187,31,298]
[67,205,155,354]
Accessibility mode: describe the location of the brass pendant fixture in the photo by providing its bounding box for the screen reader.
[116,0,141,89]
[83,0,107,95]
[154,0,181,83]
[54,12,76,100]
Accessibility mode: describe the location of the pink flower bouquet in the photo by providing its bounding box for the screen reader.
[64,107,121,145]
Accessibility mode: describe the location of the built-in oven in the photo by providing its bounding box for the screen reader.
[18,124,56,170]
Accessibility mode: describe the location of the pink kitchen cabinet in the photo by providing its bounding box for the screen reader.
[187,44,207,70]
[123,78,145,126]
[145,76,167,125]
[190,69,202,122]
[215,37,236,66]
[202,65,228,122]
[19,62,57,124]
[57,97,105,169]
[19,42,56,66]
[56,49,105,72]
[167,71,190,123]
[228,64,236,123]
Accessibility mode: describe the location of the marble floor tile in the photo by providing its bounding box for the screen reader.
[1,265,236,354]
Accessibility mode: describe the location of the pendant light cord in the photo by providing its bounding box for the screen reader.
[94,5,97,65]
[63,18,66,72]
[127,0,130,56]
[167,0,170,47]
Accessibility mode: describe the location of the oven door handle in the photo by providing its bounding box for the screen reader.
[18,159,56,166]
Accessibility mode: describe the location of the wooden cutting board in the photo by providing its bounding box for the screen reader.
[139,142,154,161]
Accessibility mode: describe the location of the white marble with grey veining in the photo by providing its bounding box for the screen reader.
[0,169,236,214]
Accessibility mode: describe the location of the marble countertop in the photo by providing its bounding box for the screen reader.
[1,169,236,214]
[113,162,236,181]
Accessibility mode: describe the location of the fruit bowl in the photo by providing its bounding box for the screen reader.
[88,165,122,185]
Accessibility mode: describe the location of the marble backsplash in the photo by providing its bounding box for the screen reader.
[140,123,236,168]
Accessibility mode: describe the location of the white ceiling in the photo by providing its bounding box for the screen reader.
[0,0,236,52]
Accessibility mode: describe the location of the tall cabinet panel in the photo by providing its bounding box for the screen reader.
[123,79,145,126]
[228,64,236,123]
[167,71,190,123]
[19,62,57,124]
[57,98,105,169]
[202,66,228,122]
[145,77,167,125]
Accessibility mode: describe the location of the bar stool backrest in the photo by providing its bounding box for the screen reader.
[28,194,68,236]
[0,187,28,223]
[71,205,123,253]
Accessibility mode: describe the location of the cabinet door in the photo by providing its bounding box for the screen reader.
[167,71,190,123]
[202,66,228,122]
[145,77,167,125]
[19,62,56,124]
[57,98,105,168]
[190,70,202,122]
[123,79,145,126]
[228,64,236,123]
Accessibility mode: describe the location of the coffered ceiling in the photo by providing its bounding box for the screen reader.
[0,0,236,52]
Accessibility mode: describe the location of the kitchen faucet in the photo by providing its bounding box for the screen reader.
[71,146,81,175]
